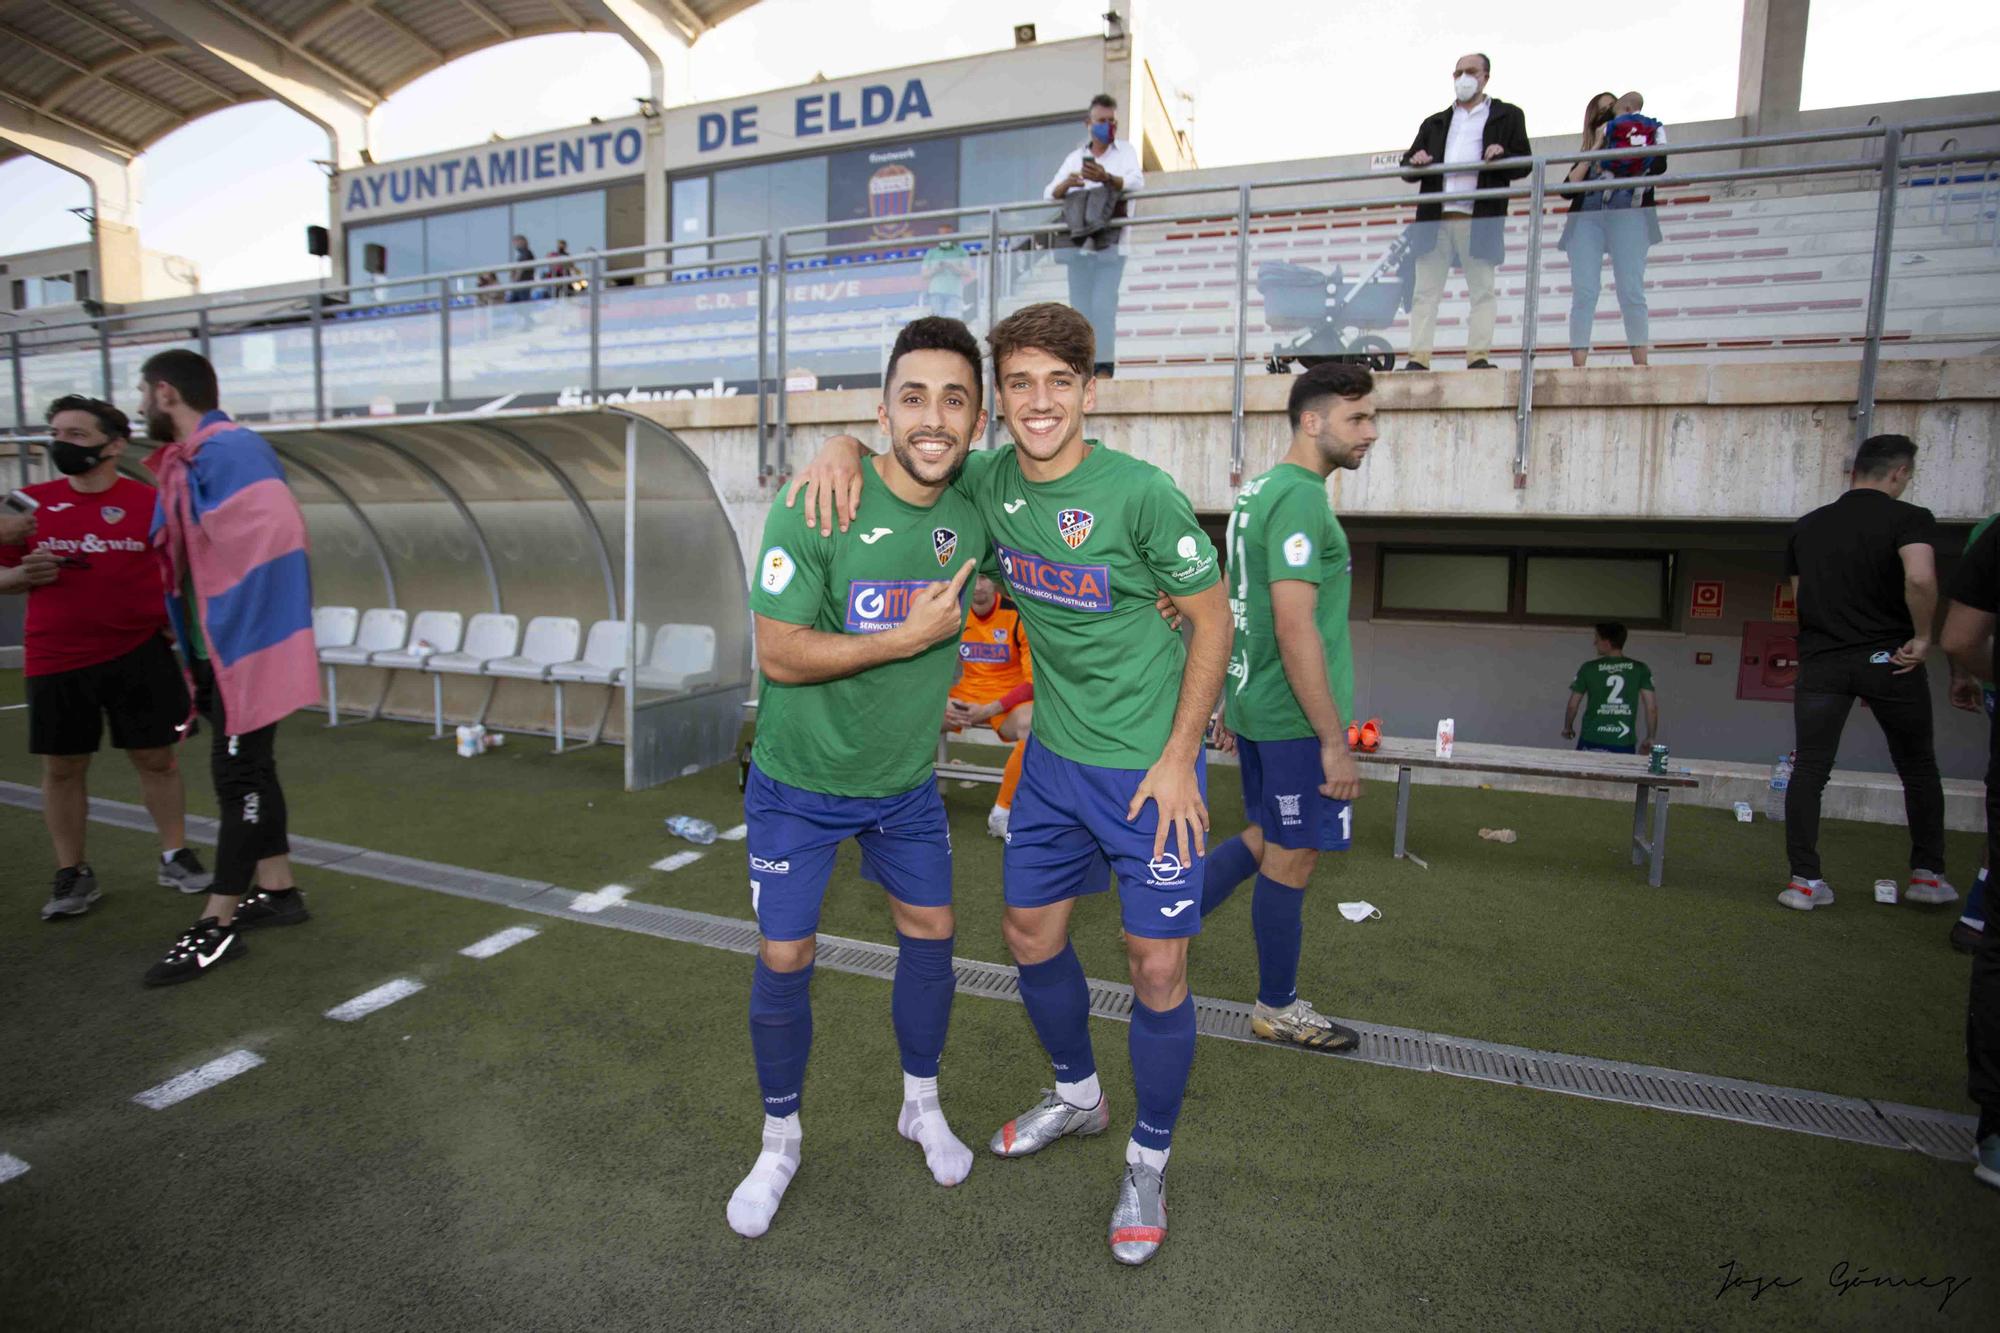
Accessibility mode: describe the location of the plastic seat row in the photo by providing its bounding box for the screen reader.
[311,607,718,752]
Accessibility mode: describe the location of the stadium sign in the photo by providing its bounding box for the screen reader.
[340,123,647,219]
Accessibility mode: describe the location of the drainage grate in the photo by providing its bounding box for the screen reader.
[5,781,1973,1162]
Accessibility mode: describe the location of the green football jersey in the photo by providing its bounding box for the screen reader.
[1222,463,1354,741]
[749,459,987,797]
[1571,656,1653,747]
[954,442,1220,769]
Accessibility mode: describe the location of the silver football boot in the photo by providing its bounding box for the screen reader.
[1108,1162,1168,1265]
[989,1088,1110,1157]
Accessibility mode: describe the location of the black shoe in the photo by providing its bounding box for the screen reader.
[1951,919,1988,955]
[233,888,310,931]
[143,917,245,987]
[157,848,214,894]
[1400,360,1429,371]
[1466,358,1498,369]
[41,864,101,921]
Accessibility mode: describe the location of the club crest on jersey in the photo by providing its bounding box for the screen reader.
[1056,508,1094,550]
[932,527,957,566]
[100,506,126,525]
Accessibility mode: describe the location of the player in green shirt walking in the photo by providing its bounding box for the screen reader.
[1563,622,1657,753]
[788,302,1233,1267]
[728,318,988,1239]
[1198,363,1378,1054]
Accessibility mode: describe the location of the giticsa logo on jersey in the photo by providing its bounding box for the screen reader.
[1056,508,1093,550]
[845,579,929,633]
[932,527,957,566]
[996,543,1112,613]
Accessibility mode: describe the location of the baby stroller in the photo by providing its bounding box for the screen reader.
[1258,227,1414,373]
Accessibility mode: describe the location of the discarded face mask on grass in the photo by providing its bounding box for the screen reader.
[1337,901,1381,923]
[1477,827,1518,843]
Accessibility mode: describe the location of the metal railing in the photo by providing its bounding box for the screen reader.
[5,111,1998,489]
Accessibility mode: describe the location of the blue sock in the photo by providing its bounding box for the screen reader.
[1200,834,1258,917]
[749,959,814,1116]
[1129,994,1196,1151]
[1967,867,1988,929]
[892,932,956,1078]
[1252,874,1306,1009]
[1015,941,1097,1082]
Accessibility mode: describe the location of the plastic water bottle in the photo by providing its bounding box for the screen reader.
[1766,752,1794,822]
[664,815,718,846]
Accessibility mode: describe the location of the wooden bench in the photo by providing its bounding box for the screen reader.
[1364,737,1700,887]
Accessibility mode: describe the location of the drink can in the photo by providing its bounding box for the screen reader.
[1648,743,1669,774]
[1874,878,1898,905]
[1435,718,1455,759]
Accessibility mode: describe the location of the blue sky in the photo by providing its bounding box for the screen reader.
[2,0,1995,292]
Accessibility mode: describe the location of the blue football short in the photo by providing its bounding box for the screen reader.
[742,763,952,942]
[1236,734,1353,852]
[1002,736,1206,939]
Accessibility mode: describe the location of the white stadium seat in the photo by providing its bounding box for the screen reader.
[546,620,646,753]
[619,623,718,694]
[313,606,358,651]
[370,610,464,670]
[423,612,520,736]
[318,607,407,725]
[484,616,583,752]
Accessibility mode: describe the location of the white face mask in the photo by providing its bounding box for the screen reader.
[1454,73,1481,102]
[1337,901,1381,923]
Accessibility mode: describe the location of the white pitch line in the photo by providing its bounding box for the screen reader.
[568,883,634,914]
[325,977,426,1022]
[460,925,541,959]
[650,851,704,872]
[133,1049,265,1110]
[717,824,747,841]
[0,1152,29,1183]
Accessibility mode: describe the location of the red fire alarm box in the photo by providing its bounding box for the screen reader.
[1738,621,1798,702]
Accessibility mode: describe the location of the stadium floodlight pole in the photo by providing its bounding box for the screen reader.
[588,254,603,399]
[774,230,790,482]
[1229,182,1251,489]
[438,274,454,404]
[1514,163,1547,486]
[756,233,769,480]
[1852,125,1902,447]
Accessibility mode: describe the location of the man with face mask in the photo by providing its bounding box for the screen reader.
[137,349,322,986]
[1046,93,1144,379]
[0,395,214,921]
[1399,53,1533,371]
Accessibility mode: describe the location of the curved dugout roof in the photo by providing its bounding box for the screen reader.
[0,0,765,164]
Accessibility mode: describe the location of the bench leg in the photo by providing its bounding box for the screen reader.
[553,682,566,754]
[1630,784,1649,866]
[475,679,498,728]
[1649,788,1670,888]
[324,666,338,726]
[432,674,446,739]
[1394,765,1412,859]
[368,670,393,722]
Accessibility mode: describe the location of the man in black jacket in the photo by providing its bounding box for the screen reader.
[1399,53,1533,371]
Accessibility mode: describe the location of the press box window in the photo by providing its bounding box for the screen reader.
[1378,551,1512,616]
[1523,554,1671,623]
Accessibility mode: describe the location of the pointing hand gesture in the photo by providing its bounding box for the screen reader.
[893,560,976,656]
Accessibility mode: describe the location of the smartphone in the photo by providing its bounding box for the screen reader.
[2,489,38,515]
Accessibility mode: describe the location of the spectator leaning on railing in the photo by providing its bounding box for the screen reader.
[1398,52,1532,372]
[1560,91,1667,367]
[1046,93,1143,379]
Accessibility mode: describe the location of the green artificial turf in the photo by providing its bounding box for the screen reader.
[2,812,1995,1332]
[0,668,1983,1111]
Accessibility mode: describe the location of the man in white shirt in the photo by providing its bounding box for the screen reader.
[1398,53,1532,371]
[1045,94,1145,378]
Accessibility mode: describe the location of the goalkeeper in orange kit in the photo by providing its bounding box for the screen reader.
[944,574,1034,838]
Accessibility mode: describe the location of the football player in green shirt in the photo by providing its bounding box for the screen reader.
[787,302,1232,1267]
[1199,362,1378,1054]
[1563,622,1657,753]
[728,317,987,1239]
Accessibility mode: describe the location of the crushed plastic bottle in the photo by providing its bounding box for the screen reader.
[664,815,718,846]
[1766,752,1794,822]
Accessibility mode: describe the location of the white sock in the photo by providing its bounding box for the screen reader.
[1126,1137,1170,1173]
[161,848,183,863]
[726,1113,801,1238]
[898,1074,972,1187]
[1056,1072,1102,1111]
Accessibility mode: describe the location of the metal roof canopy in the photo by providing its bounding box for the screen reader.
[0,0,764,169]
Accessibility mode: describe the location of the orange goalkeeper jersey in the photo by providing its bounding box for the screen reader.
[951,603,1031,705]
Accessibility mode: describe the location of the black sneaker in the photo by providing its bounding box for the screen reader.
[143,918,246,987]
[1400,360,1429,372]
[1467,358,1498,369]
[41,864,102,921]
[157,848,214,895]
[232,888,310,931]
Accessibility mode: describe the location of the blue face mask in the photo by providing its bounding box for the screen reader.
[1090,121,1114,145]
